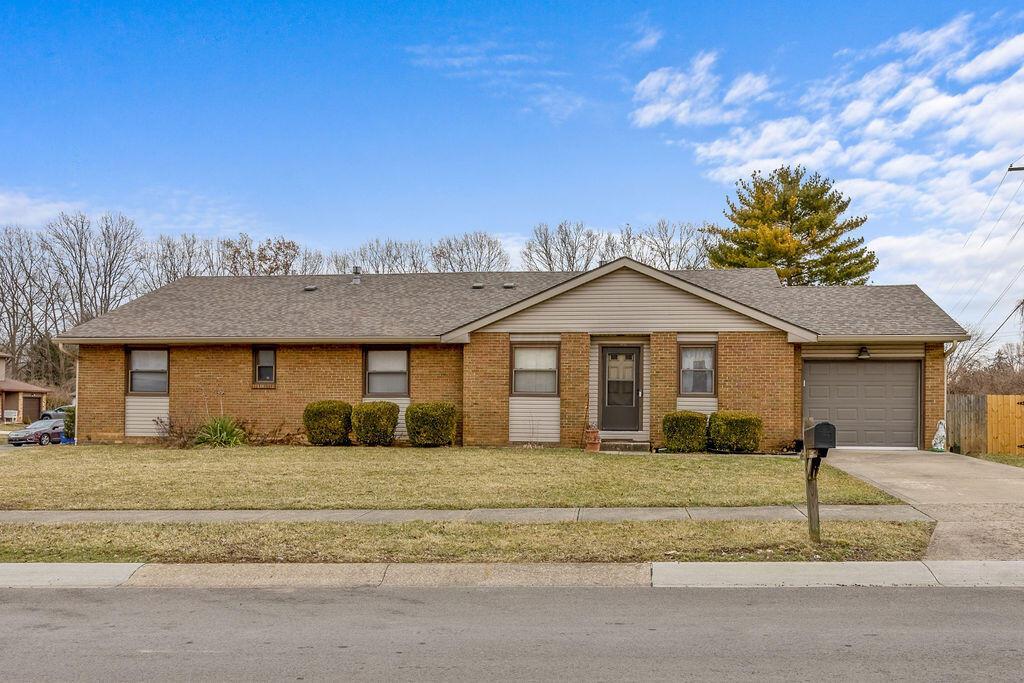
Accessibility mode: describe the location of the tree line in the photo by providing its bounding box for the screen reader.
[1,163,882,393]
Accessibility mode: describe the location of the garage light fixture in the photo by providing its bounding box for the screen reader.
[857,346,871,359]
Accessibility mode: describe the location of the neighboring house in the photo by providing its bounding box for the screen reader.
[0,352,49,424]
[56,258,968,450]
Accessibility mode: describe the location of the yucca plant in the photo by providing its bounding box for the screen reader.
[193,416,247,448]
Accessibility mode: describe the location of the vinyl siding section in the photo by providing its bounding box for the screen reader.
[483,269,773,333]
[801,343,925,359]
[676,396,718,413]
[589,340,651,440]
[363,396,411,440]
[509,396,561,442]
[124,396,169,437]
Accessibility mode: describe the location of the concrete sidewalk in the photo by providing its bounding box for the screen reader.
[3,561,1024,588]
[0,504,932,524]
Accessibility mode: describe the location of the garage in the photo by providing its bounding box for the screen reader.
[803,360,920,448]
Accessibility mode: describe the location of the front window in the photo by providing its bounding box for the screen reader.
[511,345,558,395]
[128,349,168,394]
[254,347,276,383]
[680,346,715,396]
[365,349,409,396]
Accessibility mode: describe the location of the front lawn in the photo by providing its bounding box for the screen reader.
[977,453,1024,468]
[0,520,933,563]
[0,445,896,509]
[0,423,24,433]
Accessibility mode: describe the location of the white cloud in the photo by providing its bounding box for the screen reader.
[953,33,1024,81]
[0,190,79,228]
[627,18,663,54]
[631,53,770,127]
[876,13,973,65]
[723,72,772,105]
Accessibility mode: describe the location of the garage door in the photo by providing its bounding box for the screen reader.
[803,361,920,447]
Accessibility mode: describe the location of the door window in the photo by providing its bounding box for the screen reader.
[605,352,635,407]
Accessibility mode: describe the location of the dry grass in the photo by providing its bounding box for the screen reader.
[978,453,1024,468]
[0,445,896,510]
[0,520,933,563]
[0,423,25,433]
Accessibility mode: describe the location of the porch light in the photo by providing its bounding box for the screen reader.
[857,346,871,359]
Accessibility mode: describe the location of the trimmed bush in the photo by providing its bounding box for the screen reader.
[303,400,352,446]
[708,410,764,453]
[61,406,76,441]
[193,416,247,448]
[662,410,707,452]
[405,401,457,447]
[353,401,400,446]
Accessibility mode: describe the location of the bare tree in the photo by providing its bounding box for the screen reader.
[352,238,432,273]
[431,231,510,272]
[521,221,601,272]
[643,220,714,270]
[599,224,654,264]
[215,233,305,276]
[328,249,355,274]
[138,233,216,290]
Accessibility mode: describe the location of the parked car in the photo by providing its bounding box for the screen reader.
[6,419,64,446]
[41,405,73,420]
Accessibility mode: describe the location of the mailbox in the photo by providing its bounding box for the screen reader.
[803,421,836,458]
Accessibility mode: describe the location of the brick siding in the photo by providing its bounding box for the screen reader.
[462,332,510,446]
[77,345,127,442]
[717,331,799,451]
[559,332,590,447]
[410,345,464,442]
[648,332,678,448]
[923,342,946,448]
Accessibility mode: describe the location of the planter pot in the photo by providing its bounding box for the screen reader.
[584,429,600,452]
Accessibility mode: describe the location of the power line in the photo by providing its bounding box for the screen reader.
[962,299,1024,368]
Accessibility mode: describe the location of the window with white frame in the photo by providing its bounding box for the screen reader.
[679,345,715,396]
[128,349,169,394]
[365,349,409,396]
[511,345,558,395]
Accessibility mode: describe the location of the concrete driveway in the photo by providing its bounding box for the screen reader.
[829,449,1024,560]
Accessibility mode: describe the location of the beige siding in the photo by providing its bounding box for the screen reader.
[364,396,411,440]
[589,340,651,440]
[0,357,6,381]
[124,396,169,437]
[801,343,925,359]
[509,396,560,442]
[484,269,773,333]
[676,396,718,414]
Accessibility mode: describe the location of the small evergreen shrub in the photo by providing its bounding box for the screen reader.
[61,406,76,440]
[708,410,763,453]
[193,416,247,448]
[662,410,707,452]
[352,401,400,446]
[303,400,352,446]
[405,401,457,447]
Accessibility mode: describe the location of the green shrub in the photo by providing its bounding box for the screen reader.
[303,400,352,446]
[352,401,400,446]
[61,406,76,440]
[193,416,247,448]
[405,401,457,447]
[708,410,763,453]
[662,410,707,452]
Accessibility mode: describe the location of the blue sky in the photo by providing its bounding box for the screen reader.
[3,1,1024,339]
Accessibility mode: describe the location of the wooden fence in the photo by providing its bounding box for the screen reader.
[947,394,1024,455]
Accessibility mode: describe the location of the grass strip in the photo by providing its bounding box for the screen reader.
[0,520,933,563]
[0,445,896,509]
[977,453,1024,468]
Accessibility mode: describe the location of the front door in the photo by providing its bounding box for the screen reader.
[601,346,641,431]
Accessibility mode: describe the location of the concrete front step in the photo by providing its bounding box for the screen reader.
[599,440,651,453]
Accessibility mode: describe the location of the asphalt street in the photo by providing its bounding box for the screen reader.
[2,587,1023,681]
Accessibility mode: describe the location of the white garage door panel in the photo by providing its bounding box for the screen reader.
[803,360,920,448]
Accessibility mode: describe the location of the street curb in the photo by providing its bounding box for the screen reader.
[3,561,1024,588]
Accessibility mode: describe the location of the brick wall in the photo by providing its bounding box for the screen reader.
[649,332,678,448]
[923,342,945,448]
[559,332,590,447]
[77,344,464,442]
[410,345,464,442]
[77,345,126,442]
[717,331,799,451]
[462,332,510,446]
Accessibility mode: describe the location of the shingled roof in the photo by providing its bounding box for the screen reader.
[56,259,967,343]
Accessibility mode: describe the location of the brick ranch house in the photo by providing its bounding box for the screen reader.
[0,351,50,424]
[56,258,968,451]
